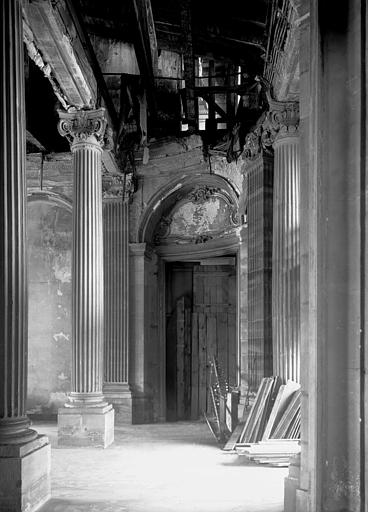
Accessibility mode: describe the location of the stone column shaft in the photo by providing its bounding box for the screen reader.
[263,101,300,384]
[0,0,35,446]
[272,135,300,382]
[246,153,274,390]
[0,3,51,510]
[72,140,104,402]
[57,108,114,447]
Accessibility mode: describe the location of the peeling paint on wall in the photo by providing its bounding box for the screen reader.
[27,200,72,416]
[170,197,230,236]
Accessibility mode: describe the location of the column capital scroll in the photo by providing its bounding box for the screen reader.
[57,108,110,149]
[266,100,300,141]
[243,124,274,164]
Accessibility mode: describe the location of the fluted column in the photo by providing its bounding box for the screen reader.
[0,0,35,446]
[243,125,274,391]
[268,102,300,382]
[0,2,50,510]
[103,199,132,423]
[57,108,114,447]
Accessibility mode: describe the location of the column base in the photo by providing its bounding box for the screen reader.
[103,383,132,425]
[58,404,114,448]
[284,453,301,512]
[131,392,153,424]
[0,435,51,512]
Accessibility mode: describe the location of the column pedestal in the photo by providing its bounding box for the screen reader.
[103,383,132,425]
[284,453,301,512]
[58,405,114,448]
[0,437,50,512]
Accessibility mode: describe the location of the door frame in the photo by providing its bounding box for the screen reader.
[158,235,242,421]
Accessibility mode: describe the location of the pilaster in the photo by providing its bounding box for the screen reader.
[103,199,132,424]
[243,123,274,391]
[0,1,50,509]
[57,108,114,447]
[129,243,153,423]
[266,100,300,383]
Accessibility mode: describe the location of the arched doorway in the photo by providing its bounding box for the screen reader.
[135,174,244,423]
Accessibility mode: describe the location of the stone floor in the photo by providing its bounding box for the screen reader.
[36,421,287,512]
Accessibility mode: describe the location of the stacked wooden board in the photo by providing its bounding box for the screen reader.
[238,376,282,443]
[223,377,301,466]
[235,439,300,466]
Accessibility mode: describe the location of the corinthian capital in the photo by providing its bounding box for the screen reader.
[58,108,108,148]
[266,100,299,141]
[243,124,274,162]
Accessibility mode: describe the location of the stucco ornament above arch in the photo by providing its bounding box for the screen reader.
[138,174,240,246]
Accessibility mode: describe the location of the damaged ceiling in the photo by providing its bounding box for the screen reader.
[24,0,298,164]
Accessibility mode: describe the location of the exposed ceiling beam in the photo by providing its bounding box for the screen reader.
[194,83,254,95]
[180,0,197,130]
[26,130,46,152]
[65,0,119,130]
[66,0,119,129]
[155,21,266,51]
[130,0,157,114]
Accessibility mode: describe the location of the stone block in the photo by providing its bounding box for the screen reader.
[58,405,114,448]
[132,395,153,424]
[296,488,310,512]
[284,475,299,512]
[0,435,51,512]
[103,384,133,425]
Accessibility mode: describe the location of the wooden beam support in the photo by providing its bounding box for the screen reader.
[130,0,157,115]
[208,60,215,121]
[180,0,197,131]
[155,21,266,52]
[26,130,46,152]
[201,94,228,121]
[194,83,253,95]
[226,64,237,121]
[64,0,119,130]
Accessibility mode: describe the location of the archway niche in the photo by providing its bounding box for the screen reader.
[27,191,72,419]
[131,174,245,423]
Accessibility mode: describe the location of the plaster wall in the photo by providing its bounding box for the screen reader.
[131,135,244,242]
[27,199,72,416]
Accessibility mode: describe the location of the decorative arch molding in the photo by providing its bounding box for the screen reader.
[27,190,72,211]
[138,174,240,247]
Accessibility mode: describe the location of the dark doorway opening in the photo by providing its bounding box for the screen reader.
[165,259,237,422]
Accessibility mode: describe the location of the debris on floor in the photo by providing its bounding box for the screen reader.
[222,377,301,467]
[204,356,239,442]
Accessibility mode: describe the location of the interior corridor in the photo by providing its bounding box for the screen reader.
[36,421,287,512]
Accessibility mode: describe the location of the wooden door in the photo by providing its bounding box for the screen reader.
[166,295,192,421]
[191,265,237,419]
